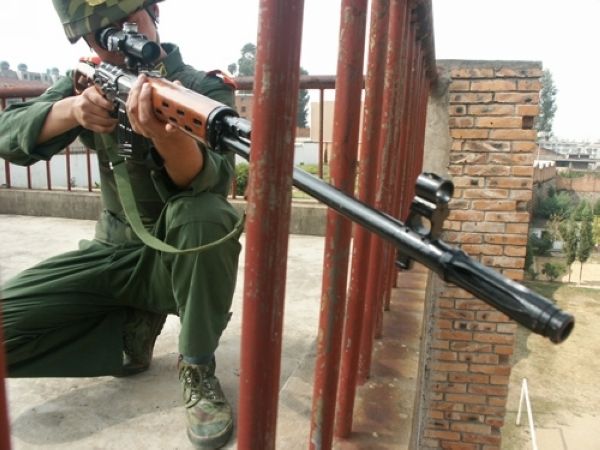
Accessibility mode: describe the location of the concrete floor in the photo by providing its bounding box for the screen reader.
[0,214,426,449]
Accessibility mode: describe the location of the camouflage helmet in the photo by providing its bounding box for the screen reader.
[52,0,163,43]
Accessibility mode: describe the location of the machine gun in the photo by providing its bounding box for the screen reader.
[75,24,575,344]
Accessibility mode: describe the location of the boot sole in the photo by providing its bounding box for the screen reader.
[187,420,233,449]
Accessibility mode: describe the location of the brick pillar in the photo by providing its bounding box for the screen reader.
[414,61,542,450]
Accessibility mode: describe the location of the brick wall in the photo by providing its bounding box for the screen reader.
[415,61,542,450]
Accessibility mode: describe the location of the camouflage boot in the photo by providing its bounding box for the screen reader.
[119,309,167,377]
[179,358,233,449]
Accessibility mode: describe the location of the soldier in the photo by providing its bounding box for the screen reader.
[0,1,242,448]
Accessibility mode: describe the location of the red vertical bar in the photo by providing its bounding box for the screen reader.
[357,0,410,385]
[335,0,390,438]
[66,147,72,191]
[86,148,93,192]
[309,1,368,449]
[0,306,12,450]
[318,89,325,179]
[237,1,305,449]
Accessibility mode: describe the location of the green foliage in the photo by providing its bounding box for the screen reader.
[535,190,574,219]
[234,163,249,196]
[593,198,600,216]
[594,217,600,246]
[541,262,566,282]
[538,69,558,137]
[577,214,595,282]
[526,266,539,281]
[573,200,592,221]
[560,216,579,282]
[297,67,310,128]
[558,170,585,179]
[528,232,554,257]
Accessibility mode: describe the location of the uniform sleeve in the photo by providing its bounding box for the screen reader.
[170,69,237,197]
[0,75,83,166]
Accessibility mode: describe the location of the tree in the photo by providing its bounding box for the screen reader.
[577,210,594,283]
[542,262,566,282]
[593,217,600,247]
[560,215,578,283]
[538,69,558,137]
[229,42,310,128]
[593,198,600,216]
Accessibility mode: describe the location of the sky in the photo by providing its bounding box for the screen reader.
[1,0,599,141]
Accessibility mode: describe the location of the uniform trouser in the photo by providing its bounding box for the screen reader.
[1,192,242,378]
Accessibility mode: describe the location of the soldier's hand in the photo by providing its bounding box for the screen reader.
[72,84,118,133]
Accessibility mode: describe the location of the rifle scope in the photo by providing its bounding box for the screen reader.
[96,23,161,67]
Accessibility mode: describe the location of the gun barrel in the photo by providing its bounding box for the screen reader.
[221,133,575,344]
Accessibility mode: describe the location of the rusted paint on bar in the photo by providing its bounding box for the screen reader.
[0,83,49,99]
[234,74,362,91]
[46,161,52,190]
[309,1,369,449]
[335,0,391,438]
[66,147,72,191]
[0,306,11,450]
[237,1,305,449]
[358,0,410,385]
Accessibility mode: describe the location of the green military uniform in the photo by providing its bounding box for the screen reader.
[0,44,242,377]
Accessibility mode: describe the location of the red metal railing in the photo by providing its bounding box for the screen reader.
[0,1,436,448]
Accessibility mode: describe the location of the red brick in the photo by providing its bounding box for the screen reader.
[432,371,450,382]
[504,245,527,257]
[469,104,514,116]
[424,430,461,441]
[463,432,501,445]
[439,310,476,321]
[448,165,464,176]
[451,176,485,188]
[494,345,514,356]
[461,222,506,233]
[450,153,488,165]
[512,166,534,177]
[511,154,535,164]
[449,117,475,128]
[458,353,499,364]
[451,129,490,140]
[455,300,491,311]
[463,141,511,153]
[512,141,538,152]
[445,412,486,423]
[484,212,530,223]
[436,330,474,342]
[464,165,511,177]
[450,80,471,91]
[468,384,508,396]
[450,93,493,104]
[461,244,503,256]
[440,442,478,450]
[495,66,542,78]
[488,397,508,407]
[465,404,505,416]
[450,104,467,115]
[448,372,490,384]
[431,362,471,372]
[497,323,518,334]
[450,343,493,354]
[502,269,525,280]
[446,394,487,405]
[495,92,538,104]
[473,332,515,345]
[472,200,516,211]
[462,189,509,200]
[517,79,541,90]
[516,104,540,116]
[488,177,533,189]
[431,401,466,412]
[451,68,495,78]
[446,232,484,244]
[448,210,486,221]
[476,311,510,322]
[441,287,475,299]
[484,234,527,245]
[434,382,468,394]
[486,153,514,165]
[506,223,529,234]
[475,116,522,128]
[450,422,492,434]
[510,190,533,201]
[432,339,450,350]
[470,364,511,376]
[489,129,538,141]
[490,375,510,385]
[481,255,525,269]
[434,350,459,361]
[455,320,496,333]
[470,80,517,92]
